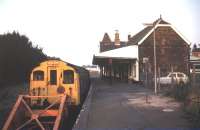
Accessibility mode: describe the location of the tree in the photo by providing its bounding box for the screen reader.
[0,32,48,86]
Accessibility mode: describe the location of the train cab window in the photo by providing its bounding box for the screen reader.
[33,70,44,81]
[63,70,74,84]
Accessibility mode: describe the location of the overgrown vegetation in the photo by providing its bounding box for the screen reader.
[164,83,200,127]
[164,84,189,101]
[0,32,48,86]
[183,87,200,127]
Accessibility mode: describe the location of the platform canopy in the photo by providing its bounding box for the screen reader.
[94,45,138,59]
[93,45,138,64]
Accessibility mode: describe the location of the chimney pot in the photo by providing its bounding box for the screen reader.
[128,34,131,41]
[114,30,120,46]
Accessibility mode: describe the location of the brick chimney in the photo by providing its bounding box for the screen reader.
[128,34,131,41]
[114,30,120,46]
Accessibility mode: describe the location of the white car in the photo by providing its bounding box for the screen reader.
[158,72,189,85]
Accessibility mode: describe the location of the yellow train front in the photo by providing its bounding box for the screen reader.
[29,60,90,106]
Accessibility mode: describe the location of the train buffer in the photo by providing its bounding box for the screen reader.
[3,95,67,130]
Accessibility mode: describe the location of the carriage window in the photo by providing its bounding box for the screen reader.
[63,70,74,84]
[33,71,44,81]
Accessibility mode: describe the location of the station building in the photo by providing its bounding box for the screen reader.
[93,17,190,83]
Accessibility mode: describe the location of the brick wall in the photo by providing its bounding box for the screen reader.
[139,26,190,76]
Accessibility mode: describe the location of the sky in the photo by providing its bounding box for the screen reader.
[0,0,199,65]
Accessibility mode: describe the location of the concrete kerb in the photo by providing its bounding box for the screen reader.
[72,80,95,129]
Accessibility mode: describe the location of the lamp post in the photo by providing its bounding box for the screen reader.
[153,24,157,94]
[143,23,157,94]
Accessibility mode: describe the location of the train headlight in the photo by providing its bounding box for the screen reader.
[32,88,36,96]
[57,86,65,94]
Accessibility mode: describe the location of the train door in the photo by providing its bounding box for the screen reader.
[47,67,59,96]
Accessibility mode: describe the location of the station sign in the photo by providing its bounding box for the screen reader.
[108,58,112,64]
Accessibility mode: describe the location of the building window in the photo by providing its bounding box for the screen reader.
[161,48,165,55]
[33,70,44,81]
[63,70,74,84]
[161,38,166,45]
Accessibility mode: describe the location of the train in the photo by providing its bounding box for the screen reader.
[30,59,90,106]
[3,59,90,130]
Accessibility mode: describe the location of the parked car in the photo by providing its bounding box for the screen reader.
[158,72,189,85]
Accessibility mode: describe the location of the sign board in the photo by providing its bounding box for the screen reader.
[108,58,112,64]
[143,57,149,63]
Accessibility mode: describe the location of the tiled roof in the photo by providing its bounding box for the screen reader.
[159,20,170,24]
[153,18,170,25]
[128,26,153,45]
[101,33,112,43]
[128,18,170,45]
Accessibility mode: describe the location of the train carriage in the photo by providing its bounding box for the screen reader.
[30,60,90,106]
[3,60,90,130]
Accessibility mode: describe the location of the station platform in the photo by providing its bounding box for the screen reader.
[73,79,190,130]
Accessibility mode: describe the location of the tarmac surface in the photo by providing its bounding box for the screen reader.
[73,79,191,130]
